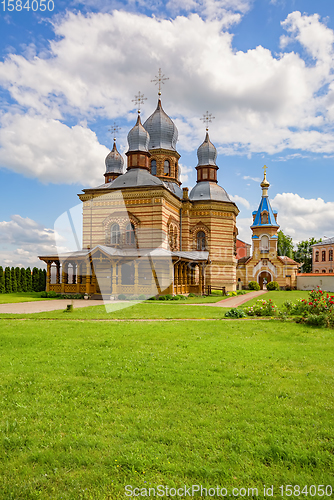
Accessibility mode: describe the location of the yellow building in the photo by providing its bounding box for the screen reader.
[237,169,299,290]
[39,96,239,297]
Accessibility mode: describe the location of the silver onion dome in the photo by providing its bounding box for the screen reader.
[143,99,178,151]
[189,182,231,202]
[197,132,217,167]
[127,114,150,152]
[105,140,124,174]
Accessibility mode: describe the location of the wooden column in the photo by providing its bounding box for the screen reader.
[134,261,139,294]
[76,263,81,293]
[56,263,60,284]
[112,262,117,295]
[61,264,66,293]
[46,261,51,292]
[85,261,91,294]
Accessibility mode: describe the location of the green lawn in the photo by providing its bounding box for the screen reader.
[0,292,52,304]
[0,319,333,499]
[240,291,310,309]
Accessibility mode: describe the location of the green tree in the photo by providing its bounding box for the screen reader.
[277,230,294,258]
[15,267,22,292]
[11,267,17,293]
[32,267,40,291]
[39,269,46,292]
[5,267,12,293]
[0,267,5,294]
[294,237,322,273]
[26,267,32,292]
[20,267,27,292]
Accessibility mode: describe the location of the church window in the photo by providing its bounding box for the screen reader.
[260,235,269,252]
[164,160,170,175]
[315,251,319,262]
[262,212,268,224]
[322,269,326,273]
[329,249,333,261]
[126,223,136,246]
[203,168,208,179]
[315,270,319,273]
[110,223,120,245]
[151,160,157,175]
[329,269,333,273]
[197,231,206,251]
[322,250,326,261]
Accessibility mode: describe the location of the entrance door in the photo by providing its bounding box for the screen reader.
[258,271,271,290]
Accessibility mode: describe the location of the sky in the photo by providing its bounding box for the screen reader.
[0,0,334,267]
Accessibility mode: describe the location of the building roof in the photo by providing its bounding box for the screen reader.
[127,114,150,152]
[104,167,163,189]
[189,181,232,202]
[277,255,300,265]
[251,195,279,228]
[105,139,124,174]
[143,99,178,151]
[312,237,334,247]
[197,131,217,167]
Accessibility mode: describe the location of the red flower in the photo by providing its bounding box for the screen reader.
[309,302,313,305]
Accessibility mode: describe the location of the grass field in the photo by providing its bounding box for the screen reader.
[239,291,310,309]
[0,292,53,304]
[0,318,333,499]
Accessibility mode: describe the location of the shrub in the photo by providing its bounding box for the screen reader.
[294,287,334,328]
[244,298,278,316]
[226,291,237,297]
[118,294,127,300]
[148,296,157,300]
[266,281,280,291]
[158,295,166,300]
[248,281,260,291]
[237,290,246,295]
[225,308,247,318]
[138,294,146,300]
[188,293,197,297]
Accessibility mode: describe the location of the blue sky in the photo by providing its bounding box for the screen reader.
[0,0,334,266]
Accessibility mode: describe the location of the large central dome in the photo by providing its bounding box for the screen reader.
[143,99,178,151]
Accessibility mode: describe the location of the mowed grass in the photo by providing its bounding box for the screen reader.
[240,291,310,309]
[0,292,52,304]
[0,319,333,499]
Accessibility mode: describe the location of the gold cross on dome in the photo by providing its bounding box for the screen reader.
[200,111,215,131]
[132,91,147,114]
[108,122,121,142]
[263,165,267,175]
[151,68,169,96]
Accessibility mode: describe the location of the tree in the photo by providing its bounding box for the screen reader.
[277,230,294,258]
[26,267,32,292]
[39,269,46,292]
[11,267,17,293]
[20,267,27,292]
[15,267,21,292]
[32,267,40,291]
[0,267,4,294]
[294,237,322,273]
[4,267,12,293]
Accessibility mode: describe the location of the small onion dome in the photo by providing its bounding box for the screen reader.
[105,140,124,174]
[197,131,217,167]
[143,99,178,151]
[127,114,150,152]
[261,172,270,189]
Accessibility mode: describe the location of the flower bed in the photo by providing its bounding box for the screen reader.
[244,298,278,316]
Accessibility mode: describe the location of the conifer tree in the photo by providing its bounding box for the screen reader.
[26,267,32,292]
[20,267,27,292]
[15,267,22,292]
[0,267,5,294]
[11,267,17,293]
[38,269,46,292]
[32,267,40,291]
[5,267,12,293]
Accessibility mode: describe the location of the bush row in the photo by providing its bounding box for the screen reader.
[0,266,46,294]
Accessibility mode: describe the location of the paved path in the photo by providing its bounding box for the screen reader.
[0,299,117,314]
[191,290,268,307]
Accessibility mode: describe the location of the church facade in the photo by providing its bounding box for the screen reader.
[39,96,239,297]
[236,170,299,289]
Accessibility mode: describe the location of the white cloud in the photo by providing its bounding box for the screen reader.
[179,163,193,183]
[236,217,252,244]
[230,194,250,209]
[0,215,57,267]
[271,193,334,243]
[0,9,334,184]
[0,113,109,185]
[243,175,261,182]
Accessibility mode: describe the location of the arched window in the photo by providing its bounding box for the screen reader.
[197,231,206,251]
[126,223,136,246]
[261,235,269,251]
[262,212,268,224]
[164,160,170,175]
[329,249,333,261]
[151,160,157,175]
[322,269,326,273]
[322,250,326,261]
[315,251,319,262]
[110,223,120,245]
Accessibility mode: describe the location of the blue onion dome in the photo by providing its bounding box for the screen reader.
[105,140,124,174]
[143,99,178,151]
[197,132,217,166]
[127,114,150,152]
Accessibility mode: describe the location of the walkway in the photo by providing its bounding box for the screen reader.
[195,290,267,307]
[0,299,113,314]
